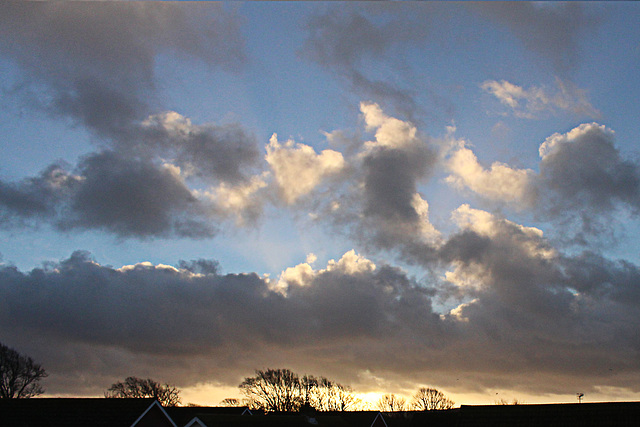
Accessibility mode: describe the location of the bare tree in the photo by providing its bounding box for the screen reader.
[301,375,319,409]
[411,387,454,410]
[0,342,47,399]
[220,397,247,407]
[325,383,362,411]
[239,368,361,412]
[239,368,303,412]
[495,398,522,405]
[313,377,362,411]
[377,394,406,412]
[105,376,181,407]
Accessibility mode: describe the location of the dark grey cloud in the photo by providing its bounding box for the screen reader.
[363,149,426,223]
[0,1,246,138]
[300,4,447,122]
[0,116,260,238]
[303,8,393,69]
[474,2,600,73]
[0,164,78,225]
[302,2,457,69]
[2,240,640,397]
[1,251,436,357]
[139,113,260,184]
[0,2,261,237]
[0,250,442,394]
[533,123,640,246]
[357,145,439,259]
[322,104,441,257]
[60,151,215,239]
[0,152,216,239]
[438,207,563,307]
[431,209,640,394]
[539,124,640,215]
[349,72,424,126]
[559,250,640,333]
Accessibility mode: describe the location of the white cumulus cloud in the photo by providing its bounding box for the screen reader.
[266,133,346,205]
[360,102,419,150]
[445,140,536,207]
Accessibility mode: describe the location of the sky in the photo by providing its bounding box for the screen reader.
[1,1,640,407]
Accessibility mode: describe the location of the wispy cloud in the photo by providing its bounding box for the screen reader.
[0,2,246,139]
[481,78,600,119]
[474,2,600,73]
[300,4,448,123]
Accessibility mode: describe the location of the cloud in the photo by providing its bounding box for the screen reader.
[481,78,600,119]
[360,102,420,150]
[445,141,537,207]
[295,103,443,268]
[0,1,246,138]
[538,123,640,213]
[0,2,260,233]
[475,2,599,73]
[0,2,259,181]
[140,111,260,184]
[4,242,640,397]
[300,3,445,74]
[203,173,269,227]
[302,7,401,69]
[351,103,440,252]
[0,250,442,393]
[362,150,425,223]
[60,151,215,239]
[266,134,346,205]
[0,103,427,241]
[437,206,640,393]
[536,123,640,244]
[0,152,216,239]
[449,204,556,262]
[441,204,558,300]
[445,123,640,243]
[301,2,599,122]
[275,249,377,293]
[0,109,262,239]
[0,164,80,225]
[348,71,424,123]
[300,5,445,122]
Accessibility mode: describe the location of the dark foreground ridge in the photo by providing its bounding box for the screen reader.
[2,398,640,427]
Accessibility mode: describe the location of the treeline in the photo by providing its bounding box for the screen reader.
[229,368,454,412]
[1,344,454,411]
[103,369,457,412]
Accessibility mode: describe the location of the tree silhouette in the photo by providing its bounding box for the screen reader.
[105,376,181,407]
[0,342,47,399]
[411,387,454,410]
[495,398,522,405]
[239,368,361,412]
[377,394,406,411]
[315,378,361,411]
[220,397,246,407]
[239,368,303,412]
